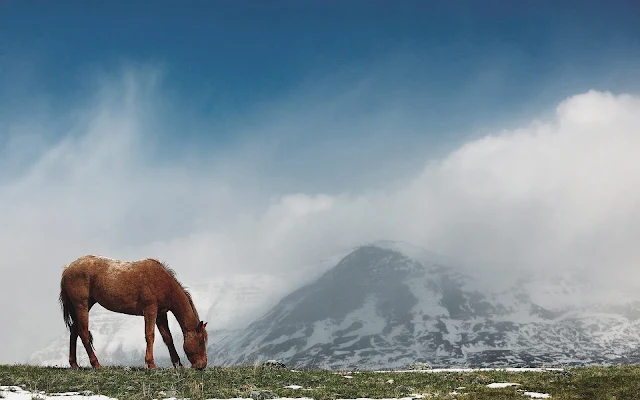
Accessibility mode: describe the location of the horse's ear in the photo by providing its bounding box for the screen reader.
[203,322,208,329]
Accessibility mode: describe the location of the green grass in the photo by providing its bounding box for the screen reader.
[2,364,640,399]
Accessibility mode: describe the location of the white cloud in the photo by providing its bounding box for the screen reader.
[1,66,640,363]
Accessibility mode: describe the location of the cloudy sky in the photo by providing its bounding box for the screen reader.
[1,1,640,364]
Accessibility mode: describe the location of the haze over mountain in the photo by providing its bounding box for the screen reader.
[31,242,640,369]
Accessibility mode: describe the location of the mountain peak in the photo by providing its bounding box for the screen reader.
[208,243,640,370]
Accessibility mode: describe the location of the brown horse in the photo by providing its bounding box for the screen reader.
[59,255,208,370]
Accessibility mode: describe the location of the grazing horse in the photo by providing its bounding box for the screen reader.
[59,255,208,370]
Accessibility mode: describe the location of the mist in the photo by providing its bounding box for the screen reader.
[2,64,640,364]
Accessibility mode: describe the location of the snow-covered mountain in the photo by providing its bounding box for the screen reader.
[209,242,640,369]
[28,274,289,367]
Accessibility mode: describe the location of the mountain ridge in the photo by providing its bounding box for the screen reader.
[208,243,640,369]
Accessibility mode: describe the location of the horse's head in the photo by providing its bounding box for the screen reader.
[184,321,208,370]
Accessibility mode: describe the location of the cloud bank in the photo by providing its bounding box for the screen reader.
[1,66,640,363]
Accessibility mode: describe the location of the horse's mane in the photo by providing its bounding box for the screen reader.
[150,259,199,320]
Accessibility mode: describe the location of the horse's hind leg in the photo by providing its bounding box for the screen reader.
[76,301,102,369]
[156,312,182,367]
[69,323,79,369]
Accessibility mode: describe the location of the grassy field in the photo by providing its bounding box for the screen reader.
[2,364,640,399]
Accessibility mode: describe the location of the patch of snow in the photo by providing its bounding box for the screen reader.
[405,281,448,317]
[304,320,336,350]
[303,295,387,353]
[524,392,551,399]
[369,367,563,373]
[0,387,114,400]
[487,382,521,388]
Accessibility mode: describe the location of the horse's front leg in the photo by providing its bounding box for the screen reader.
[156,312,182,367]
[143,306,158,369]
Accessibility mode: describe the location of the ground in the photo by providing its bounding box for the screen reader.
[1,364,639,399]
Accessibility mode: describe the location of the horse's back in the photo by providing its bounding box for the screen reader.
[62,255,110,277]
[62,255,167,283]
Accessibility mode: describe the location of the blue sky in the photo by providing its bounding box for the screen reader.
[2,1,640,364]
[3,1,639,163]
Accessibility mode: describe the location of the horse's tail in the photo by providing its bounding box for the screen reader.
[59,281,95,349]
[59,284,75,330]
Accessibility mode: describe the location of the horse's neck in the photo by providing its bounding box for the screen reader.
[170,288,199,333]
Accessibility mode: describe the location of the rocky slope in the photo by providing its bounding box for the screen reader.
[208,242,640,369]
